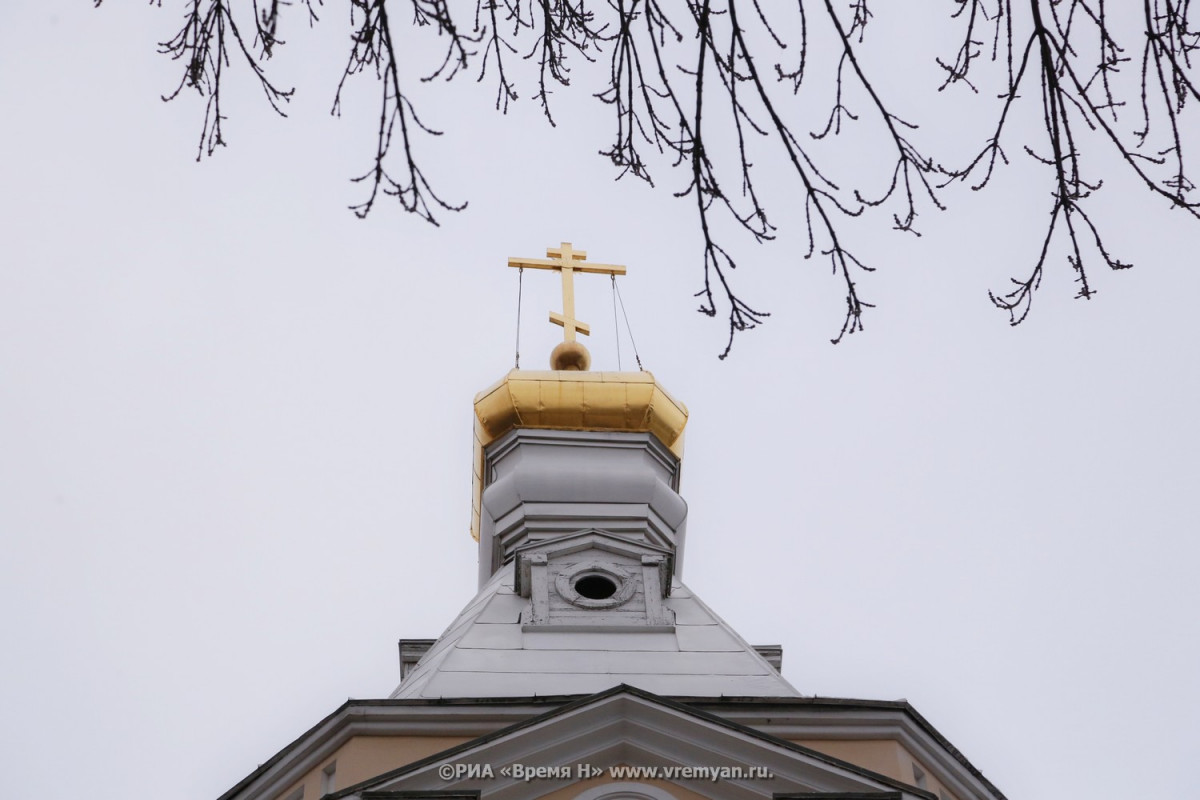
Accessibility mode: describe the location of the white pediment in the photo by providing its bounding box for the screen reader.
[513,529,675,597]
[343,687,924,800]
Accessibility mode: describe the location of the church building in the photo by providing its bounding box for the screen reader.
[217,244,1007,800]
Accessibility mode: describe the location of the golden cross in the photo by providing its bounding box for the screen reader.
[508,242,626,342]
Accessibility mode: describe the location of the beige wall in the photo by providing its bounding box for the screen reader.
[794,738,956,800]
[279,734,471,800]
[792,738,907,781]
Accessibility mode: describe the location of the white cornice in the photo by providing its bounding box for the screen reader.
[342,692,926,800]
[220,695,1002,800]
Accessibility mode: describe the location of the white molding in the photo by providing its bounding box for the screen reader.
[572,782,678,800]
[352,693,923,800]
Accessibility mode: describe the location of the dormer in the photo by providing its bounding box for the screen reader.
[514,529,675,629]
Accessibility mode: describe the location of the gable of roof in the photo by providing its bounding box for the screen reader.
[335,686,929,800]
[216,694,1004,800]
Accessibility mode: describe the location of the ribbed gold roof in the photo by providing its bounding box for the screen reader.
[470,370,688,540]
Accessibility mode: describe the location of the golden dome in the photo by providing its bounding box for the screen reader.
[470,369,688,540]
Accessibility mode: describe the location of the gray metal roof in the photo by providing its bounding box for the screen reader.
[391,563,801,699]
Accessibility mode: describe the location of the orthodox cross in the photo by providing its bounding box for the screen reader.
[508,242,626,342]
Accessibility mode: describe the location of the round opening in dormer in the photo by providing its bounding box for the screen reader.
[574,574,619,600]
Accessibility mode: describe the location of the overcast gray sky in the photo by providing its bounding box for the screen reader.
[1,5,1197,800]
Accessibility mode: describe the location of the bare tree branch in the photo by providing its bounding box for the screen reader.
[108,0,1200,352]
[158,0,294,159]
[332,0,472,222]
